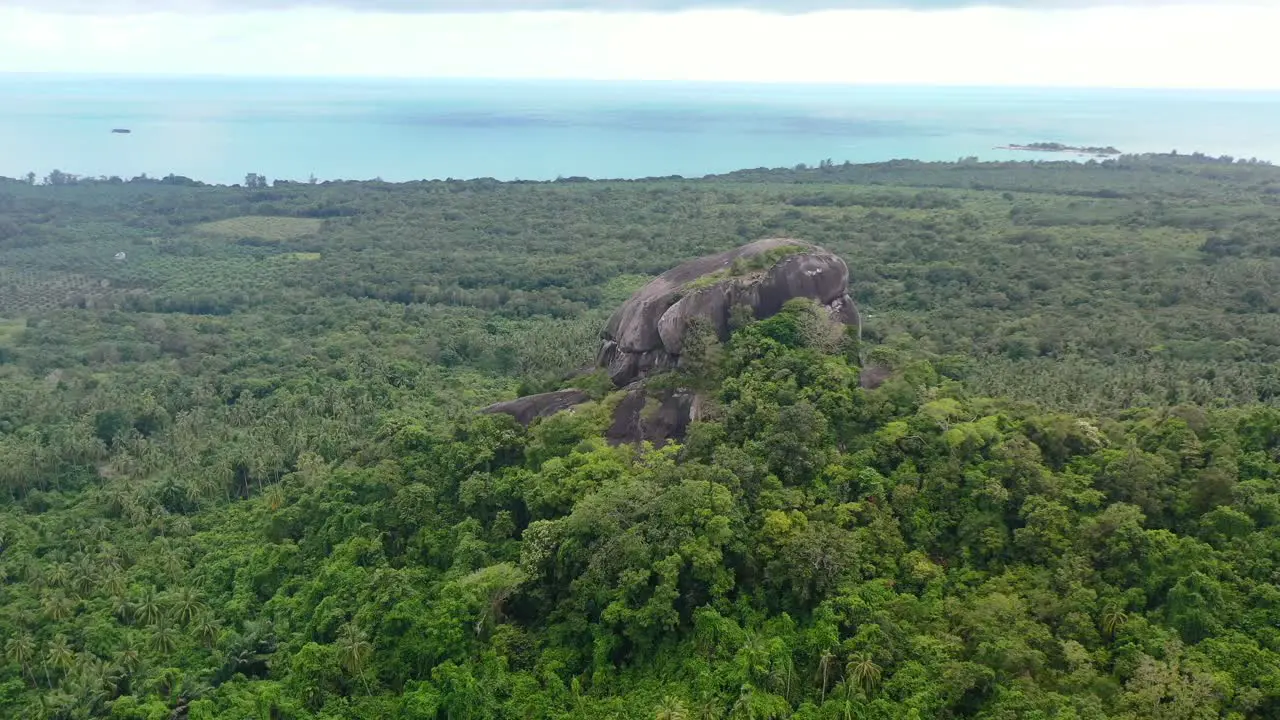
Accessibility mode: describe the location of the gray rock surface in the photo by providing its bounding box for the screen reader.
[478,385,703,447]
[858,365,892,390]
[480,389,592,426]
[598,238,859,386]
[480,238,861,445]
[604,385,704,447]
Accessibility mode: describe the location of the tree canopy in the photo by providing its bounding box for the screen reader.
[3,154,1280,718]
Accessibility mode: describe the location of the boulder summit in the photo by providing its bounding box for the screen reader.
[484,238,860,442]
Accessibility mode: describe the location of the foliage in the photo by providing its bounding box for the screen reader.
[3,155,1280,717]
[683,244,810,292]
[193,216,323,242]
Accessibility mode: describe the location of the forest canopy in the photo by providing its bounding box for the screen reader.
[3,154,1280,719]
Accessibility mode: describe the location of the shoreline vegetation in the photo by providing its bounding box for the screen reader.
[4,149,1273,190]
[997,141,1122,156]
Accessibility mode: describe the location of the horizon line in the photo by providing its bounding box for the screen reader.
[3,72,1280,93]
[6,152,1274,189]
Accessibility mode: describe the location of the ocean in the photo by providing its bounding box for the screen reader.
[3,75,1280,185]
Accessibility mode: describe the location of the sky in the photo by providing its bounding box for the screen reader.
[0,1,1278,88]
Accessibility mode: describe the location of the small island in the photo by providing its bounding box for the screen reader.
[111,128,132,134]
[997,141,1120,156]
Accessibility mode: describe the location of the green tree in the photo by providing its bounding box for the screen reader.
[655,695,690,720]
[41,592,74,622]
[336,623,374,695]
[170,587,206,626]
[1102,605,1129,638]
[5,632,36,684]
[817,649,838,703]
[44,635,75,686]
[149,620,179,655]
[846,654,882,694]
[134,588,164,626]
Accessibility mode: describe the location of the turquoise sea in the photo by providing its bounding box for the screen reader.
[3,75,1280,184]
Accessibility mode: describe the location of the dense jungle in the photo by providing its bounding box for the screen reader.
[3,152,1280,719]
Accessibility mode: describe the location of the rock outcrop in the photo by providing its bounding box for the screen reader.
[482,384,704,447]
[480,389,592,426]
[597,238,859,386]
[482,238,861,446]
[604,385,704,447]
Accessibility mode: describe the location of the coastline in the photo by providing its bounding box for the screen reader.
[5,76,1278,182]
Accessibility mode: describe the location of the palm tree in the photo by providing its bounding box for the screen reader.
[41,592,76,622]
[336,623,373,695]
[769,655,796,703]
[99,545,124,572]
[846,654,882,694]
[728,684,755,720]
[45,563,70,590]
[100,483,135,518]
[5,632,36,684]
[23,562,45,591]
[71,652,112,711]
[109,593,133,624]
[126,495,156,528]
[1102,606,1129,637]
[831,682,869,720]
[189,471,223,506]
[85,520,112,544]
[160,551,186,581]
[103,661,128,697]
[166,514,194,538]
[101,572,126,598]
[655,695,690,720]
[134,588,163,626]
[71,555,98,596]
[176,674,213,705]
[169,587,206,626]
[817,650,837,703]
[114,640,142,676]
[736,633,770,684]
[264,484,287,512]
[153,666,182,700]
[693,695,722,720]
[195,615,222,649]
[45,635,76,686]
[149,620,179,655]
[34,689,77,720]
[568,677,589,716]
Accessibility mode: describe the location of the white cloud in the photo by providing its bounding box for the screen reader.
[7,0,1276,10]
[0,5,1277,88]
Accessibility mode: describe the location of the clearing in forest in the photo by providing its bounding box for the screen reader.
[195,216,323,242]
[0,268,110,316]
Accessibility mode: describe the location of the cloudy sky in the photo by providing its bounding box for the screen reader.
[1,1,1277,88]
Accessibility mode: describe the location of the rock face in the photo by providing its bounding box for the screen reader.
[482,239,861,446]
[482,385,704,447]
[480,389,592,426]
[605,385,704,447]
[858,364,892,390]
[597,238,859,386]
